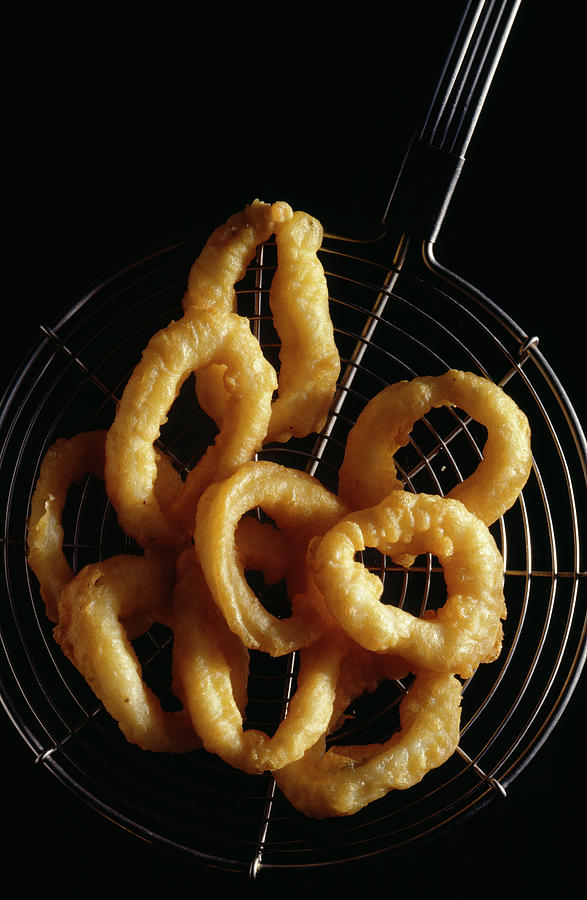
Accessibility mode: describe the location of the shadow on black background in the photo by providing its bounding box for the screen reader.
[3,2,585,895]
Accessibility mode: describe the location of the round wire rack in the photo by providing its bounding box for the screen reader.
[1,232,585,876]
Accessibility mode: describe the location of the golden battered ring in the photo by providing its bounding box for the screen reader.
[308,490,506,678]
[194,459,349,657]
[274,669,463,818]
[172,548,348,775]
[338,369,532,525]
[187,202,340,444]
[104,308,277,549]
[54,552,201,753]
[27,430,106,623]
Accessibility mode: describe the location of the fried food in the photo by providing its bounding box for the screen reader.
[308,490,506,678]
[27,428,189,620]
[27,430,107,623]
[185,202,339,444]
[25,199,533,821]
[104,308,277,549]
[172,549,347,774]
[183,199,293,427]
[274,669,463,818]
[54,553,201,753]
[264,209,340,443]
[183,199,293,315]
[338,369,532,525]
[194,459,349,657]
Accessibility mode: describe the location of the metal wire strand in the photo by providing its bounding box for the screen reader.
[419,0,522,157]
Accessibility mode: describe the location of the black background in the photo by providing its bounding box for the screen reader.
[3,2,585,896]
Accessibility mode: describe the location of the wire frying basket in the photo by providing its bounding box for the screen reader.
[1,0,586,878]
[2,226,586,873]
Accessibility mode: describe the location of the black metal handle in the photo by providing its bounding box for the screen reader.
[382,0,522,244]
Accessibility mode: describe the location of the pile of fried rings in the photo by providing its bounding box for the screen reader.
[26,199,532,819]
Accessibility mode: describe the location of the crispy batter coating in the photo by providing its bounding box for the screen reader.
[186,202,340,444]
[185,199,293,427]
[194,459,349,656]
[27,430,107,622]
[104,309,277,549]
[274,669,463,818]
[338,369,532,525]
[27,429,186,628]
[54,553,201,753]
[308,490,506,678]
[265,209,340,443]
[183,199,293,314]
[172,549,347,775]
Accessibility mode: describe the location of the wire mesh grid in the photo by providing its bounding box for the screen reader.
[0,233,585,876]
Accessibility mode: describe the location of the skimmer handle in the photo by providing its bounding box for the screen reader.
[383,0,522,246]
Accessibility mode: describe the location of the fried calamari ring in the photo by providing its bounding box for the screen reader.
[54,553,201,753]
[308,490,505,678]
[184,199,293,427]
[194,459,349,657]
[105,308,277,549]
[172,547,251,724]
[172,550,348,775]
[273,669,462,818]
[27,429,187,627]
[338,369,532,525]
[27,430,106,623]
[188,205,340,444]
[182,199,293,315]
[264,209,340,443]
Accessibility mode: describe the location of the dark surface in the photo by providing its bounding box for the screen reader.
[3,2,585,896]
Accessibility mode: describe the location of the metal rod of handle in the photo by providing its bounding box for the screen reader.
[382,0,522,242]
[420,0,522,158]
